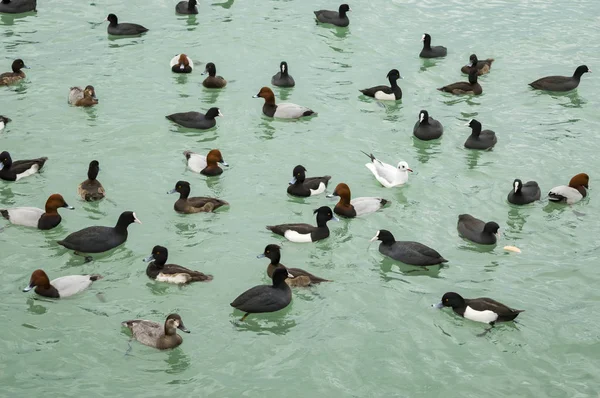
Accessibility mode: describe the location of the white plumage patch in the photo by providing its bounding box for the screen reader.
[156,273,191,284]
[186,153,207,173]
[374,91,397,101]
[548,185,583,204]
[0,121,4,131]
[15,164,40,181]
[284,230,313,243]
[51,275,95,298]
[3,207,44,227]
[310,182,326,196]
[351,197,385,216]
[464,306,498,324]
[273,103,312,119]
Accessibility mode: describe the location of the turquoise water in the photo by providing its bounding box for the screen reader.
[1,0,599,396]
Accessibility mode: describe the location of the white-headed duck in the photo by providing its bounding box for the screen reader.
[266,206,338,243]
[287,165,331,197]
[68,85,98,107]
[359,69,403,101]
[508,179,541,205]
[253,87,316,119]
[271,61,295,87]
[548,173,589,205]
[167,180,229,213]
[327,183,388,218]
[0,115,11,131]
[57,211,141,261]
[0,0,37,13]
[413,110,443,141]
[420,33,447,58]
[105,13,148,36]
[183,149,229,176]
[202,62,227,88]
[0,59,29,86]
[1,193,74,230]
[457,215,500,245]
[259,244,330,287]
[175,0,198,14]
[78,160,105,201]
[361,151,412,188]
[464,119,497,150]
[122,314,190,350]
[23,269,101,298]
[170,54,194,73]
[434,292,523,326]
[370,229,448,266]
[230,267,292,321]
[314,4,350,27]
[438,68,482,95]
[461,54,494,76]
[166,107,222,130]
[529,65,591,92]
[144,245,212,283]
[0,151,47,181]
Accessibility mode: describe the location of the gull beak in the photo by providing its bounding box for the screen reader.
[407,168,413,172]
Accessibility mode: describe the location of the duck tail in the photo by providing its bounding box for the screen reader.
[182,150,193,158]
[380,199,389,206]
[360,150,376,162]
[0,209,8,220]
[440,258,449,263]
[487,58,495,64]
[90,274,103,281]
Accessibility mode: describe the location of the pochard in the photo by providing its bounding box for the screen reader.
[413,110,443,141]
[438,68,482,95]
[144,245,212,283]
[529,65,591,92]
[253,87,316,119]
[548,173,589,205]
[183,149,229,176]
[434,292,523,325]
[461,54,494,75]
[258,244,330,287]
[464,119,497,150]
[0,59,29,86]
[202,62,227,88]
[23,269,101,298]
[170,54,194,73]
[166,107,222,130]
[168,180,228,213]
[68,85,98,107]
[287,165,331,197]
[370,229,447,266]
[361,151,412,188]
[175,0,198,14]
[78,160,105,201]
[105,13,148,36]
[420,33,447,58]
[122,314,190,350]
[0,151,47,181]
[327,183,388,218]
[457,214,499,245]
[266,206,338,243]
[314,4,351,27]
[0,115,10,131]
[507,179,540,205]
[272,61,295,87]
[230,267,292,321]
[1,194,74,229]
[359,69,403,101]
[0,0,37,13]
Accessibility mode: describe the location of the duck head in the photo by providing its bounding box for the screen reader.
[165,314,190,335]
[144,245,168,265]
[433,292,465,309]
[258,244,282,264]
[45,194,74,214]
[289,165,307,185]
[168,180,191,199]
[23,269,51,292]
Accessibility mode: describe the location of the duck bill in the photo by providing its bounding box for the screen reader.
[289,177,297,185]
[167,189,177,194]
[178,324,190,333]
[326,193,337,198]
[331,215,340,222]
[252,94,260,98]
[256,254,266,258]
[0,163,4,171]
[220,160,229,167]
[23,284,34,292]
[63,204,75,210]
[433,302,444,309]
[143,255,154,263]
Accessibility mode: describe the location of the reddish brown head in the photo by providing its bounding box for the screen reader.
[569,173,589,189]
[253,87,276,104]
[24,269,51,291]
[178,54,190,67]
[45,194,74,214]
[329,183,352,205]
[206,149,226,166]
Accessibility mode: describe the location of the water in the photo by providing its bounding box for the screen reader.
[1,0,599,396]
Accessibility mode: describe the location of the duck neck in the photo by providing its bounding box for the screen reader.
[337,194,351,206]
[316,215,329,228]
[268,251,281,265]
[470,125,481,137]
[468,72,478,85]
[388,76,399,89]
[115,215,132,232]
[188,0,197,9]
[178,187,190,200]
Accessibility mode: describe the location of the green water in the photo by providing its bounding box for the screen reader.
[1,0,599,396]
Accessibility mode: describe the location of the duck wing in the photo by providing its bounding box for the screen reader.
[350,197,388,216]
[162,264,213,281]
[457,214,484,234]
[314,9,338,22]
[548,185,581,202]
[359,85,391,97]
[187,196,228,210]
[0,206,43,227]
[287,267,331,283]
[122,320,163,345]
[465,298,523,318]
[303,176,331,190]
[529,75,571,88]
[11,157,47,173]
[183,152,207,173]
[166,112,203,122]
[438,81,472,93]
[266,223,315,236]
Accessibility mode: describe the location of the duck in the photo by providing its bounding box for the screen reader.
[23,269,101,299]
[0,115,11,131]
[327,183,388,218]
[548,173,589,205]
[507,179,540,205]
[202,62,227,88]
[0,151,47,181]
[434,292,523,325]
[359,69,403,101]
[230,267,292,321]
[457,214,499,245]
[57,211,142,260]
[529,65,591,92]
[0,59,29,86]
[413,110,443,141]
[287,165,331,197]
[78,160,105,201]
[314,4,350,27]
[0,0,37,13]
[253,87,316,119]
[175,0,198,14]
[122,314,189,350]
[361,151,412,188]
[170,54,194,73]
[166,107,222,129]
[105,13,148,36]
[258,244,330,287]
[266,206,338,243]
[464,119,497,150]
[419,33,447,58]
[438,68,482,95]
[167,180,228,213]
[183,149,228,176]
[271,61,295,88]
[144,245,212,283]
[461,54,494,75]
[370,229,447,266]
[1,194,74,230]
[68,85,98,107]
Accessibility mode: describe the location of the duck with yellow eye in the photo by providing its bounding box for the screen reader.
[144,245,212,284]
[258,244,331,287]
[266,206,338,243]
[167,180,229,213]
[0,59,29,86]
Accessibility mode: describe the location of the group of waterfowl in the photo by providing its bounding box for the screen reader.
[0,1,593,349]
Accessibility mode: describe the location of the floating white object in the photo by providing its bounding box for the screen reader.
[504,246,521,253]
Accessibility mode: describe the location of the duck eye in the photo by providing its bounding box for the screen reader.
[445,298,448,302]
[177,186,181,189]
[266,250,270,254]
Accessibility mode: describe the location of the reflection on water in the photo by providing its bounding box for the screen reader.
[506,206,529,235]
[276,87,293,101]
[107,37,145,48]
[379,257,443,278]
[185,16,199,29]
[232,312,297,335]
[26,297,48,315]
[201,89,220,105]
[412,137,441,164]
[256,119,275,140]
[465,149,482,170]
[173,74,189,85]
[165,349,191,375]
[419,59,438,72]
[534,90,587,108]
[212,0,235,9]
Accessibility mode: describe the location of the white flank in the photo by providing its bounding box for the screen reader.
[51,275,95,298]
[186,152,207,173]
[374,91,397,101]
[284,230,313,243]
[310,182,326,196]
[15,164,40,181]
[274,103,312,119]
[464,306,498,324]
[2,207,44,227]
[548,185,583,205]
[156,273,191,284]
